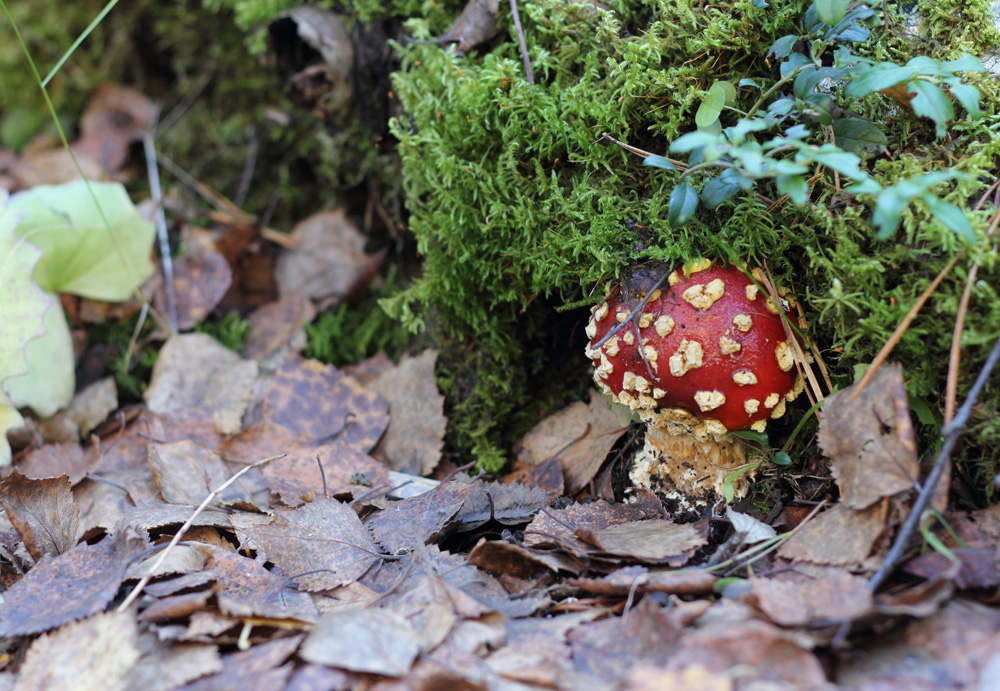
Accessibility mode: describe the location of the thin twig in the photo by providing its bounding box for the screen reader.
[509,0,534,84]
[142,130,178,334]
[868,330,1000,592]
[117,453,284,611]
[234,125,260,209]
[852,252,963,400]
[600,132,688,170]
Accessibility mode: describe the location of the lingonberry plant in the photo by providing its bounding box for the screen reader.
[643,0,985,243]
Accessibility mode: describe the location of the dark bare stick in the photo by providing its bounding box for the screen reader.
[509,0,534,84]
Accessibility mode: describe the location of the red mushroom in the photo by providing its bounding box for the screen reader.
[585,260,804,509]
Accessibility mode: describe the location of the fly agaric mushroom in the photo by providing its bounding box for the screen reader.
[585,260,804,511]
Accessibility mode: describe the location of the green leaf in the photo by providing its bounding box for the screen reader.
[668,183,700,226]
[847,178,882,195]
[814,0,850,26]
[643,155,676,172]
[777,174,809,206]
[772,451,793,466]
[845,65,918,98]
[696,82,728,128]
[730,430,768,444]
[2,298,74,418]
[715,80,738,106]
[831,118,888,157]
[908,80,954,138]
[768,34,799,59]
[670,131,720,154]
[807,145,867,180]
[701,169,752,208]
[9,181,156,301]
[906,56,942,76]
[923,193,976,242]
[872,187,910,240]
[949,82,983,119]
[739,78,759,88]
[942,53,985,73]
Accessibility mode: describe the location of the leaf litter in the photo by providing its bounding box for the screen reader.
[0,149,997,687]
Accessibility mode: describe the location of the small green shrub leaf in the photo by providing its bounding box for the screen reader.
[807,145,867,180]
[696,82,728,128]
[845,65,918,98]
[739,78,759,88]
[831,118,888,157]
[643,155,676,172]
[908,80,954,137]
[768,35,798,59]
[948,82,983,119]
[922,193,976,242]
[701,169,751,208]
[772,451,793,466]
[716,80,738,106]
[668,182,699,226]
[814,0,850,26]
[872,187,910,239]
[942,53,985,73]
[777,174,809,206]
[670,131,719,154]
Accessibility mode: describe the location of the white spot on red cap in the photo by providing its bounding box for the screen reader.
[694,390,726,411]
[669,339,704,377]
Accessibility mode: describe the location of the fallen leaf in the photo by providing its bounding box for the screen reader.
[819,364,919,509]
[441,0,501,52]
[299,609,421,676]
[903,547,1000,590]
[243,291,315,360]
[0,529,147,636]
[154,250,233,331]
[263,355,388,452]
[74,84,154,174]
[16,442,94,483]
[0,470,79,560]
[366,480,470,553]
[501,457,564,504]
[147,440,254,507]
[522,497,665,561]
[582,519,707,565]
[236,497,380,591]
[260,441,388,506]
[626,665,733,691]
[285,664,352,691]
[207,551,319,622]
[16,609,140,691]
[452,478,547,531]
[177,636,301,691]
[515,390,627,495]
[777,503,887,568]
[144,334,259,436]
[274,210,376,301]
[368,349,447,475]
[751,567,872,626]
[569,565,718,597]
[124,642,222,691]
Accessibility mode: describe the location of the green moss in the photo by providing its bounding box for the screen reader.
[194,310,252,352]
[386,0,1000,477]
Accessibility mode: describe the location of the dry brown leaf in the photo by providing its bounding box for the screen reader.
[582,519,707,565]
[501,457,564,504]
[568,597,682,682]
[144,334,259,436]
[369,349,447,476]
[366,481,471,553]
[0,470,79,560]
[153,250,233,331]
[515,390,627,495]
[207,551,319,622]
[522,497,665,559]
[0,529,147,636]
[177,636,301,691]
[74,476,130,539]
[626,665,733,691]
[751,567,872,627]
[837,599,1000,689]
[819,364,919,509]
[124,642,222,691]
[65,376,118,438]
[275,209,374,301]
[903,547,1000,590]
[570,565,718,597]
[236,497,380,592]
[16,443,95,484]
[243,291,316,360]
[74,84,154,174]
[263,355,388,452]
[138,590,214,624]
[441,0,501,51]
[260,441,389,507]
[299,609,421,676]
[16,609,140,691]
[467,538,576,578]
[147,440,254,507]
[285,664,352,691]
[452,478,547,531]
[777,503,886,567]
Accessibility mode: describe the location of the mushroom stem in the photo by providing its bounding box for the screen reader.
[629,408,751,505]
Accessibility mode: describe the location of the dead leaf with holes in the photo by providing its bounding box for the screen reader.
[236,497,380,592]
[0,470,79,560]
[368,349,447,476]
[819,364,919,509]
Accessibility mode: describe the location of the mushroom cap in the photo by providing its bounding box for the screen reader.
[587,261,801,433]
